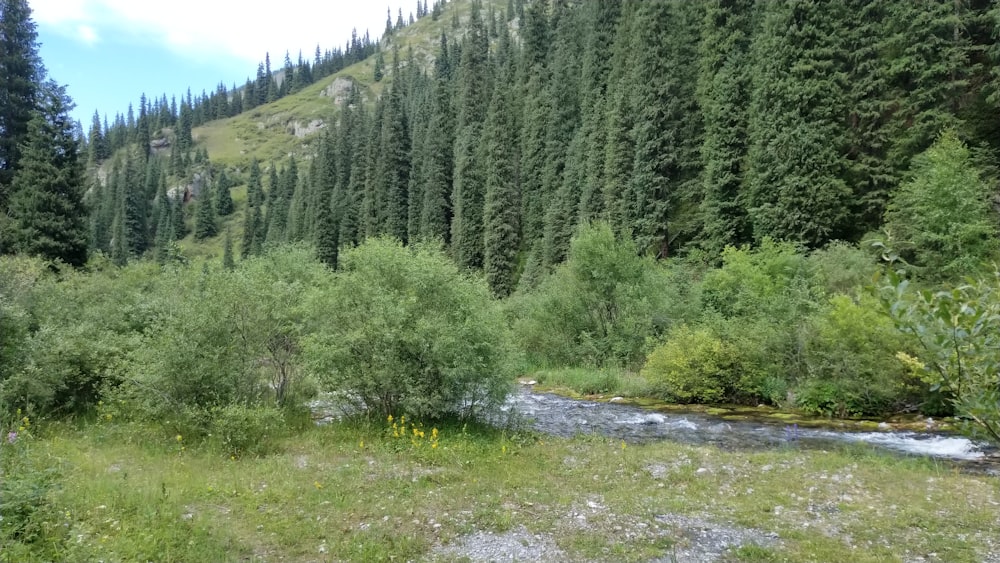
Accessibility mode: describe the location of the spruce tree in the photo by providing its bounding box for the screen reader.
[746,0,852,246]
[222,227,235,270]
[7,83,87,266]
[0,0,41,211]
[379,46,411,242]
[576,0,623,223]
[420,33,455,242]
[450,0,490,269]
[482,29,521,297]
[215,168,234,215]
[242,159,263,258]
[194,177,217,240]
[697,0,754,256]
[314,132,339,269]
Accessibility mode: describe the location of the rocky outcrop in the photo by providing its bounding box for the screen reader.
[322,77,355,105]
[288,119,325,138]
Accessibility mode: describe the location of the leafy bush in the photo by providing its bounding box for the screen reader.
[210,404,285,458]
[510,223,672,368]
[701,239,820,321]
[125,246,327,422]
[880,268,1000,443]
[796,295,918,417]
[642,325,737,403]
[304,238,516,419]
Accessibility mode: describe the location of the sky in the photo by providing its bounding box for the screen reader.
[31,0,421,126]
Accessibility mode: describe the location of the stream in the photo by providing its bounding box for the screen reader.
[311,384,998,471]
[502,385,998,471]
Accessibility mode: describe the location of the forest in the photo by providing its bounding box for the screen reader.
[2,0,1000,560]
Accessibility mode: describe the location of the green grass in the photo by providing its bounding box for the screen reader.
[531,367,652,398]
[4,413,998,563]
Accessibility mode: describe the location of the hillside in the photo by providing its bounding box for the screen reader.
[193,0,491,168]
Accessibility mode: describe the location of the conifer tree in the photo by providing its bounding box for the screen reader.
[576,0,623,223]
[482,28,520,297]
[373,47,385,82]
[215,168,234,215]
[518,0,551,249]
[450,0,490,269]
[171,191,187,241]
[380,46,411,242]
[194,177,217,240]
[0,0,41,211]
[222,227,235,270]
[746,0,852,246]
[420,33,455,242]
[242,159,263,259]
[314,132,339,269]
[697,0,754,255]
[6,83,88,266]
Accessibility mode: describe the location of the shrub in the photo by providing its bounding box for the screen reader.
[510,223,672,368]
[125,245,327,421]
[642,325,737,403]
[210,404,285,458]
[304,238,516,419]
[880,268,1000,443]
[796,295,918,417]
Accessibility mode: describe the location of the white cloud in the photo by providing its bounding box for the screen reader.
[76,24,99,45]
[32,0,420,63]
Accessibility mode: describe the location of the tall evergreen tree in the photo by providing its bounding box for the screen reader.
[6,83,87,266]
[314,132,339,269]
[194,177,217,240]
[0,0,42,212]
[450,0,491,269]
[379,46,411,242]
[242,159,263,258]
[746,0,852,246]
[419,33,455,242]
[215,168,234,215]
[482,28,521,297]
[697,0,754,256]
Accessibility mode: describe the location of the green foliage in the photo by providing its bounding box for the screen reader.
[797,295,918,417]
[6,85,88,267]
[880,266,1000,443]
[642,325,735,403]
[884,130,999,280]
[510,223,671,368]
[124,246,326,424]
[0,419,64,550]
[304,237,515,419]
[701,239,819,321]
[209,404,285,458]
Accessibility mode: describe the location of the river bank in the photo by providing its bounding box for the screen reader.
[4,409,999,562]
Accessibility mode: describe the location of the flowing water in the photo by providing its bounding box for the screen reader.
[503,385,998,469]
[311,385,998,471]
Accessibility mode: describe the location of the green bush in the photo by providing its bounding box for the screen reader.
[510,223,672,368]
[881,268,1000,443]
[796,295,918,417]
[210,404,285,458]
[642,325,737,403]
[125,246,327,421]
[304,238,516,419]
